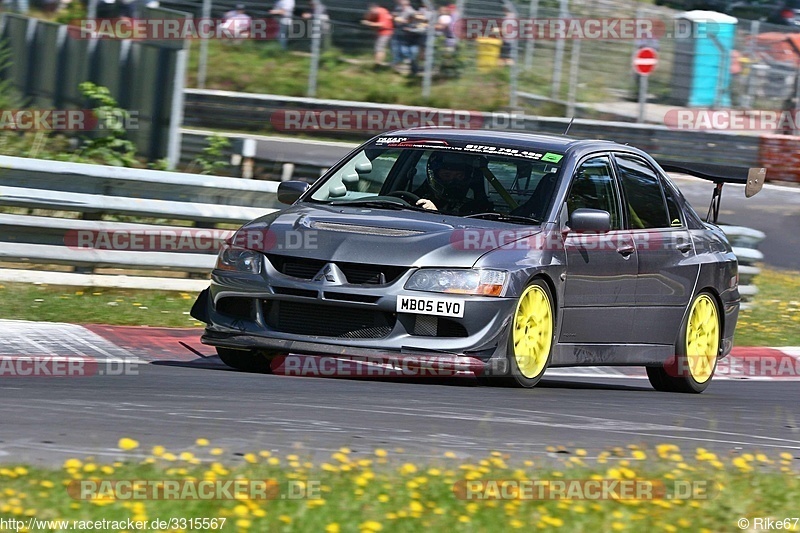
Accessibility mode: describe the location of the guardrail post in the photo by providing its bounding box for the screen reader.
[241,138,256,179]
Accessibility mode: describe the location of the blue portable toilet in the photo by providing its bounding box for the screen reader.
[670,11,738,107]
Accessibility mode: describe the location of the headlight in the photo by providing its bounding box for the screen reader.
[404,269,507,296]
[215,243,262,274]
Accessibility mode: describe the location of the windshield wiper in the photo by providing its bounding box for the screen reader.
[464,212,540,225]
[329,198,429,211]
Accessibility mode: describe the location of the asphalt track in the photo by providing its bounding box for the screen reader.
[1,349,799,467]
[0,178,796,468]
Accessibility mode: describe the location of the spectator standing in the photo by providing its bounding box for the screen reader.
[222,4,252,39]
[362,3,394,67]
[270,0,295,50]
[391,0,415,68]
[400,10,427,75]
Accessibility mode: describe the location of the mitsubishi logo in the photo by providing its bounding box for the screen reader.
[313,263,344,284]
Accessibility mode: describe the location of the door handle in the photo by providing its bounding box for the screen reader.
[676,242,692,253]
[616,244,635,257]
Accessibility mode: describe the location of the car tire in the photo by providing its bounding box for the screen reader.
[647,291,720,393]
[500,279,555,388]
[216,347,275,373]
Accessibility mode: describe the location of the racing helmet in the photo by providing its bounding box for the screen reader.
[426,152,475,199]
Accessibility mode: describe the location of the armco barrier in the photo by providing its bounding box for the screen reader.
[0,152,768,298]
[0,155,280,290]
[721,225,767,306]
[183,89,800,184]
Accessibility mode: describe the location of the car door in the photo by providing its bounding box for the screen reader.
[612,153,700,345]
[560,155,638,344]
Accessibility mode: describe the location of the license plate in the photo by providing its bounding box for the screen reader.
[396,295,464,318]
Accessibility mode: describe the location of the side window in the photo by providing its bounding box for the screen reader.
[663,182,683,227]
[565,156,620,230]
[615,154,670,229]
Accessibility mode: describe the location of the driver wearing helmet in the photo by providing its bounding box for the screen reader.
[414,152,491,215]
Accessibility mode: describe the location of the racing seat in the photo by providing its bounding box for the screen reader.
[510,173,558,220]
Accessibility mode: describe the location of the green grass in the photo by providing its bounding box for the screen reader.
[0,265,797,346]
[0,283,204,328]
[0,440,797,532]
[736,268,800,347]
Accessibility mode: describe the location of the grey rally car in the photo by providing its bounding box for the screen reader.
[191,128,764,392]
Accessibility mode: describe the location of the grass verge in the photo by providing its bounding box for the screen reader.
[0,265,797,346]
[1,440,797,532]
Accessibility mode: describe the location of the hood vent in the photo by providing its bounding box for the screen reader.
[310,221,424,237]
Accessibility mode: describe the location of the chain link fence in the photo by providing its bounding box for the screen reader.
[148,0,800,127]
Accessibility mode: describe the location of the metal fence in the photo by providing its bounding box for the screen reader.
[0,12,189,165]
[156,0,800,127]
[0,154,281,289]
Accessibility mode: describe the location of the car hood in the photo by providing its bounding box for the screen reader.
[235,203,541,268]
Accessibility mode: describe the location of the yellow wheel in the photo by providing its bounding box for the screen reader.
[647,291,720,393]
[507,280,554,388]
[685,294,719,383]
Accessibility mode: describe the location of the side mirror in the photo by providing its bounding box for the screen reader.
[277,180,310,205]
[569,208,611,233]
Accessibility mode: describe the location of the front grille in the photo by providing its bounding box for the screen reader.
[323,292,380,304]
[264,300,395,338]
[273,286,318,298]
[267,254,407,285]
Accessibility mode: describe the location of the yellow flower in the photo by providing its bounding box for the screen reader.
[576,449,588,456]
[210,448,224,456]
[179,451,195,461]
[235,519,251,529]
[360,521,383,531]
[400,463,417,475]
[612,523,626,531]
[325,524,340,533]
[243,453,258,464]
[118,438,139,451]
[377,494,389,503]
[152,445,165,456]
[195,438,210,446]
[631,450,647,460]
[278,515,292,524]
[374,449,388,458]
[458,516,471,523]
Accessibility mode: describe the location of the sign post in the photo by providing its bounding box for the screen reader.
[633,47,658,123]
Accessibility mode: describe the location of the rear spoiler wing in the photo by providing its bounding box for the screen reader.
[658,161,766,224]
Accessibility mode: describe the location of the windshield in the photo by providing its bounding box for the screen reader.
[308,141,564,220]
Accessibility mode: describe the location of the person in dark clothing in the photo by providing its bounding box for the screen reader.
[414,152,492,215]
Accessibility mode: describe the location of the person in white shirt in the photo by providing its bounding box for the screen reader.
[270,0,295,50]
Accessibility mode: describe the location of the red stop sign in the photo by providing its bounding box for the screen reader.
[633,47,658,76]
